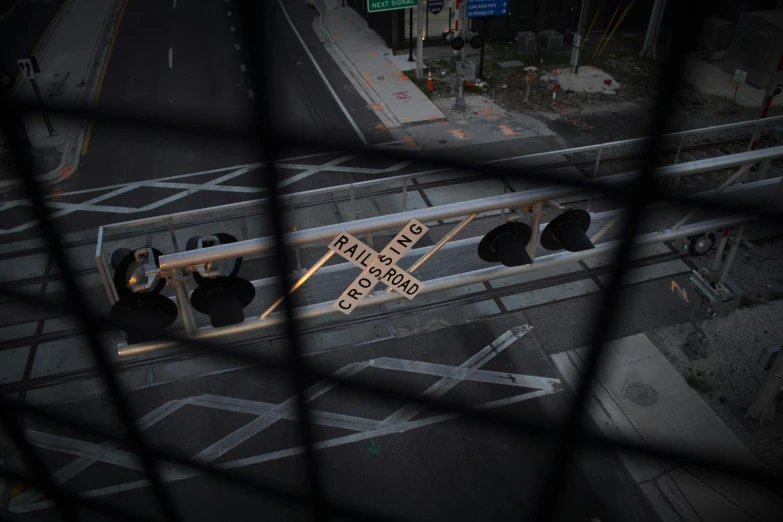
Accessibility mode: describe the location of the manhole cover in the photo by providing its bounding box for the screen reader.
[625,382,658,406]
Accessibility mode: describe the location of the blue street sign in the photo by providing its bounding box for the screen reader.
[466,0,508,18]
[428,0,444,15]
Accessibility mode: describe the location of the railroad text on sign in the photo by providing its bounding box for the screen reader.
[329,219,429,315]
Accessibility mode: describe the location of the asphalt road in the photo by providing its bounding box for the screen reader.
[75,0,388,190]
[0,0,404,241]
[11,317,653,522]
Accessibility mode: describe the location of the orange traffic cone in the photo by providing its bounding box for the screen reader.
[552,80,558,100]
[427,68,434,91]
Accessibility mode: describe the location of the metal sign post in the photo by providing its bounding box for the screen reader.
[733,69,746,102]
[17,57,53,136]
[328,219,429,315]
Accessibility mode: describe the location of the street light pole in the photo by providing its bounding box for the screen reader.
[416,0,425,78]
[408,7,414,62]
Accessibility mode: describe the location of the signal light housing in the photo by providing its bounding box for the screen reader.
[540,210,595,252]
[478,222,533,267]
[190,276,256,328]
[186,232,243,283]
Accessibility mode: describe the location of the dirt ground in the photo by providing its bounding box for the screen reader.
[414,31,783,147]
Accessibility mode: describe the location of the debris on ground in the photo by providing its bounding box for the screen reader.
[539,66,620,94]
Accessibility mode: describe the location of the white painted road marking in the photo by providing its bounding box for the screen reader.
[230,25,235,32]
[240,63,246,72]
[247,89,254,99]
[172,0,176,7]
[168,48,173,68]
[11,327,557,513]
[234,43,240,50]
[0,153,415,235]
[379,326,533,426]
[275,0,368,146]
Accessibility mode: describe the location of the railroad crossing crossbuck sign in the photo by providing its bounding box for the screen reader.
[328,219,429,315]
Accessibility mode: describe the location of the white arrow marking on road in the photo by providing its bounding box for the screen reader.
[168,48,173,68]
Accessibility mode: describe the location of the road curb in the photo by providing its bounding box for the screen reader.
[311,0,402,130]
[0,0,123,193]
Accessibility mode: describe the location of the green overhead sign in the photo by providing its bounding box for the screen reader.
[367,0,418,13]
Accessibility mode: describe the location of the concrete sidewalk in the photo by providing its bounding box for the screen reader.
[313,0,446,130]
[0,0,121,192]
[552,334,783,522]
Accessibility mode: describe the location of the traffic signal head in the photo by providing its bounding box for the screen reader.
[450,35,465,50]
[186,232,243,283]
[190,276,256,328]
[540,210,595,252]
[112,247,166,297]
[688,233,715,257]
[443,31,455,45]
[478,222,533,267]
[110,293,179,345]
[464,30,484,49]
[109,246,177,345]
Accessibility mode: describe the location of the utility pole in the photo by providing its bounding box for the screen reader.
[408,8,414,62]
[535,0,548,62]
[416,0,425,79]
[453,0,467,110]
[571,0,590,73]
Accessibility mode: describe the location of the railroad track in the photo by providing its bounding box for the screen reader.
[0,246,690,396]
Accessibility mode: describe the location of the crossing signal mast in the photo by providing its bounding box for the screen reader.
[442,1,486,110]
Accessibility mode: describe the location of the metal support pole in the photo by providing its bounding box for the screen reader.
[171,269,198,336]
[593,147,603,177]
[527,201,544,260]
[571,0,590,73]
[408,6,414,62]
[591,215,620,243]
[500,180,508,222]
[453,0,467,110]
[479,18,488,79]
[167,218,180,252]
[670,163,754,231]
[416,1,425,79]
[777,175,783,208]
[711,227,731,271]
[719,224,745,283]
[30,78,54,136]
[260,250,336,319]
[385,214,478,293]
[673,135,685,164]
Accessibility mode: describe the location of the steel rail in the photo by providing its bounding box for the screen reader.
[156,147,783,272]
[120,214,750,357]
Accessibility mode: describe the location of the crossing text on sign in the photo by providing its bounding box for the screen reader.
[329,219,429,315]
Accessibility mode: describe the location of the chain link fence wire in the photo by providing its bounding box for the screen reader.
[1,0,782,521]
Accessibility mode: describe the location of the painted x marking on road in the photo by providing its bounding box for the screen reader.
[11,326,557,513]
